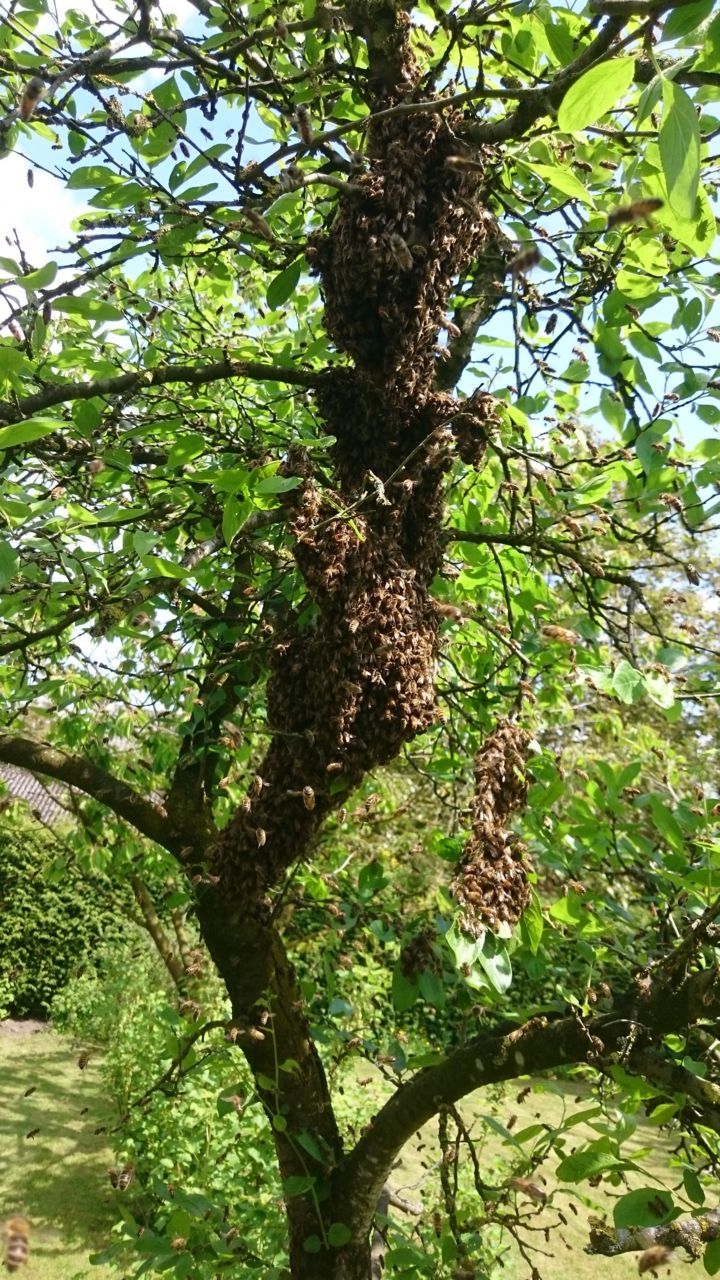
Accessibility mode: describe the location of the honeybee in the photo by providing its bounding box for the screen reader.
[4,1217,29,1271]
[19,77,45,121]
[294,105,313,147]
[638,1245,672,1276]
[108,1162,134,1190]
[508,245,540,278]
[445,153,484,173]
[387,232,413,272]
[607,197,663,228]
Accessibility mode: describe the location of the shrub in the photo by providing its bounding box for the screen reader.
[0,818,130,1017]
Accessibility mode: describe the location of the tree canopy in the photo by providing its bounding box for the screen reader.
[2,0,720,1276]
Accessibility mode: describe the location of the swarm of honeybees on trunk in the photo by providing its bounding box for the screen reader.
[451,720,532,934]
[212,85,506,900]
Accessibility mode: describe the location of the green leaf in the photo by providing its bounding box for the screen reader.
[391,963,418,1012]
[0,417,63,450]
[138,554,187,580]
[0,539,17,587]
[682,1166,705,1206]
[475,934,513,995]
[613,1188,674,1228]
[254,474,302,495]
[705,1238,720,1276]
[53,296,124,322]
[168,433,206,468]
[303,1236,322,1254]
[266,260,302,310]
[662,0,713,42]
[272,1113,287,1132]
[295,1131,324,1162]
[446,919,483,967]
[284,1175,315,1196]
[659,80,701,219]
[644,672,675,709]
[328,1223,351,1247]
[18,261,57,291]
[222,495,250,546]
[557,57,635,132]
[556,1141,621,1183]
[612,660,644,704]
[529,163,595,206]
[648,795,685,853]
[520,889,544,955]
[418,968,446,1009]
[66,165,117,189]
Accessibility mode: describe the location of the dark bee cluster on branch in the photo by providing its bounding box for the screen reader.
[211,90,505,906]
[308,108,499,411]
[450,720,532,934]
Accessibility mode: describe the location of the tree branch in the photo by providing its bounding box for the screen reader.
[0,732,187,856]
[463,17,626,144]
[130,875,185,989]
[0,357,320,426]
[334,966,720,1239]
[446,526,642,592]
[588,1206,720,1259]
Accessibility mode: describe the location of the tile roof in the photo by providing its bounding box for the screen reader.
[0,764,69,824]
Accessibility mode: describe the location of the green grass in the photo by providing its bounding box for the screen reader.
[0,1029,120,1280]
[387,1074,677,1280]
[0,1028,678,1280]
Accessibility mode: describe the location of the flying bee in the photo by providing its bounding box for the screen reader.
[78,1050,91,1069]
[302,786,315,811]
[294,105,313,147]
[108,1162,134,1190]
[607,197,663,228]
[387,232,413,271]
[4,1217,29,1271]
[508,1176,547,1203]
[19,77,45,121]
[638,1245,672,1275]
[245,209,274,242]
[445,153,484,173]
[508,244,540,278]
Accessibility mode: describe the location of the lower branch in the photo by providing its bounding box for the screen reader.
[588,1206,720,1259]
[0,732,179,853]
[333,966,720,1241]
[130,876,185,989]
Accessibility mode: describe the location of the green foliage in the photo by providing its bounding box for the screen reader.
[1,0,720,1273]
[57,938,289,1278]
[0,819,129,1017]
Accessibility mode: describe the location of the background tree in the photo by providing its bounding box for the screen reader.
[1,0,720,1276]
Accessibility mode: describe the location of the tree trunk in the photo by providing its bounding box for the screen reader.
[288,1235,372,1280]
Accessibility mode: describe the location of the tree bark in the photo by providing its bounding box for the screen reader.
[130,876,185,989]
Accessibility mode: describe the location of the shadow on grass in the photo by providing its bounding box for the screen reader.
[0,1032,117,1253]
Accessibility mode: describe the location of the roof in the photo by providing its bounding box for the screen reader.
[0,764,69,825]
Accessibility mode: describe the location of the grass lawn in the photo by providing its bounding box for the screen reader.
[0,1023,680,1280]
[387,1073,678,1280]
[0,1024,120,1279]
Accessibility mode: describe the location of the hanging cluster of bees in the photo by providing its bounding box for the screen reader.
[450,720,533,934]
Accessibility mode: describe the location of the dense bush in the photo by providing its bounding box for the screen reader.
[55,937,291,1277]
[0,818,130,1017]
